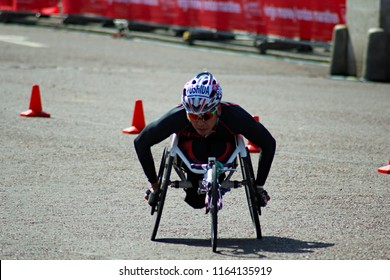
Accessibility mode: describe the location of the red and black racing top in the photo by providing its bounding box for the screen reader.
[134,102,276,187]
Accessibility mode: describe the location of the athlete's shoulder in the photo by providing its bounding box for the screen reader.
[163,104,187,118]
[159,104,189,126]
[221,101,239,107]
[219,101,254,129]
[220,101,248,115]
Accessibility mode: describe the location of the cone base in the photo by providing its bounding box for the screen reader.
[378,165,390,174]
[247,144,261,153]
[122,126,143,134]
[20,109,50,118]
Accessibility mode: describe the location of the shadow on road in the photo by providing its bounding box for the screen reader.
[155,236,334,258]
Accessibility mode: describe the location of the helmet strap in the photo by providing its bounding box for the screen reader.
[204,107,220,138]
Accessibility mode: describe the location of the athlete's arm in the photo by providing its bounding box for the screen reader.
[134,106,188,184]
[220,103,276,186]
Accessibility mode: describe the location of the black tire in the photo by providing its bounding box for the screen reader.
[158,147,168,180]
[210,164,218,252]
[240,150,262,239]
[151,153,173,241]
[151,147,168,215]
[245,149,262,216]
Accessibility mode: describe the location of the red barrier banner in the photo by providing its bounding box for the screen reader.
[0,0,14,10]
[62,0,107,16]
[260,0,346,41]
[0,0,59,14]
[60,0,346,42]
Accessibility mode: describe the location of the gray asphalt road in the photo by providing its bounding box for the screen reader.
[0,23,389,260]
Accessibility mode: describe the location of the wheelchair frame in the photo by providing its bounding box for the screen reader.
[150,133,262,252]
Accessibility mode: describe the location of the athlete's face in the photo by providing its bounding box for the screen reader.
[187,109,219,137]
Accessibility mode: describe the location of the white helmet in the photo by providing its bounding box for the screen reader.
[181,71,222,114]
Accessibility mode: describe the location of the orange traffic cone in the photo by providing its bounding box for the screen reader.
[20,85,50,118]
[247,115,261,153]
[378,159,390,174]
[122,99,146,134]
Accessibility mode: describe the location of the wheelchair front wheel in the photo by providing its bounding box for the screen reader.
[210,164,219,252]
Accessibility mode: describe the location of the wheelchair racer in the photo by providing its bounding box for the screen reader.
[134,71,276,209]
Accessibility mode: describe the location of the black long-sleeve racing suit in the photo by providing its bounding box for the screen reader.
[134,101,276,208]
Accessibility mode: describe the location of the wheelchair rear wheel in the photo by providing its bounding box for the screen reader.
[210,164,219,252]
[151,148,173,241]
[240,149,262,239]
[151,147,168,215]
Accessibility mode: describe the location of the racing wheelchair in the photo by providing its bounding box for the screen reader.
[149,133,262,252]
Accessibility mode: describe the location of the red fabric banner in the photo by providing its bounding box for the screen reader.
[0,0,14,11]
[61,0,107,17]
[260,0,346,41]
[0,0,15,10]
[107,0,346,42]
[0,0,59,14]
[5,0,346,42]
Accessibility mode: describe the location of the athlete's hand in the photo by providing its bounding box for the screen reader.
[144,182,159,201]
[144,181,160,206]
[150,181,159,193]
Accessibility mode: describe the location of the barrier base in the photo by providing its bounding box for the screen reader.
[0,11,36,23]
[63,14,113,26]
